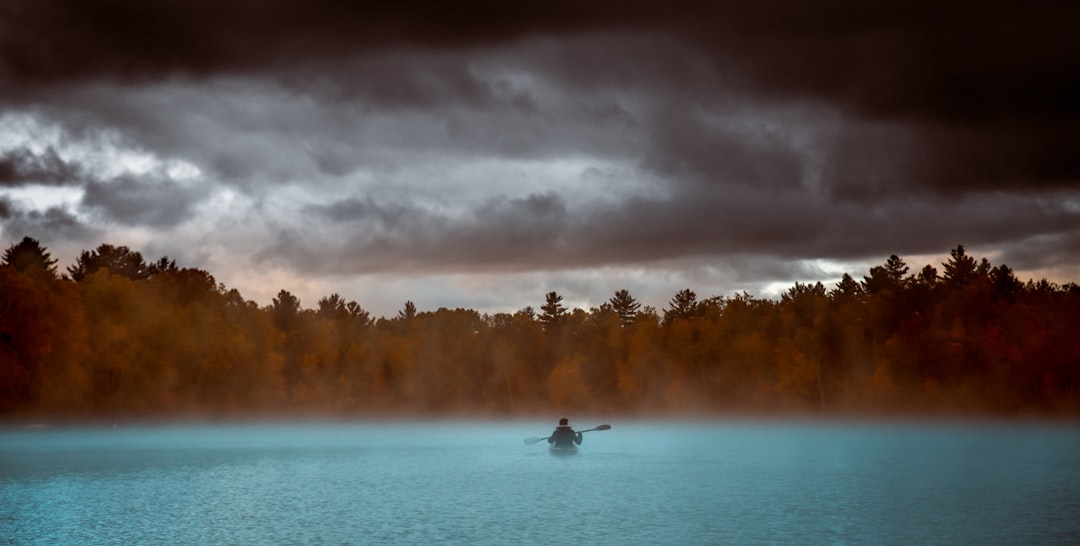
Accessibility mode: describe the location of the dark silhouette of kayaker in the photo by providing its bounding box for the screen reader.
[548,418,582,448]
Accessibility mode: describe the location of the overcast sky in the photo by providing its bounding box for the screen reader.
[2,1,1078,317]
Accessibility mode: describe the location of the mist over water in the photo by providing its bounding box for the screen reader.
[3,421,1079,544]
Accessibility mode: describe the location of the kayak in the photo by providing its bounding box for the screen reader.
[524,424,608,451]
[548,444,579,455]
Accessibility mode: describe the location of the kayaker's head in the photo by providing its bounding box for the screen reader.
[559,418,569,426]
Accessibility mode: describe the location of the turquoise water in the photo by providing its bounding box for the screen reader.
[2,421,1079,544]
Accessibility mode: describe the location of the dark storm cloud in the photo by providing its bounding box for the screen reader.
[641,104,806,190]
[575,189,1073,266]
[701,3,1080,197]
[7,1,1076,122]
[80,174,203,228]
[287,192,571,273]
[0,197,99,242]
[674,3,1080,133]
[5,1,1075,194]
[2,0,1078,300]
[0,0,665,82]
[997,232,1080,273]
[0,147,81,186]
[269,181,1078,277]
[10,59,635,190]
[821,120,1080,202]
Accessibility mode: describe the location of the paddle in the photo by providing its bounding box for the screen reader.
[524,424,611,445]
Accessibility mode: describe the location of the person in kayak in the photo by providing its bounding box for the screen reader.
[548,418,582,448]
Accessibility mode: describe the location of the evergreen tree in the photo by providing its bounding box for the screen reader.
[345,301,372,325]
[2,237,59,281]
[272,289,301,331]
[884,254,909,281]
[608,289,641,327]
[3,241,1079,418]
[942,244,978,289]
[664,288,698,323]
[67,244,151,281]
[863,255,909,295]
[539,291,566,329]
[318,293,348,321]
[783,282,826,302]
[914,264,938,288]
[990,264,1022,301]
[272,289,303,393]
[147,256,178,276]
[398,300,417,320]
[830,273,863,301]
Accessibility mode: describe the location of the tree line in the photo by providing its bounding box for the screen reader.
[2,237,1078,420]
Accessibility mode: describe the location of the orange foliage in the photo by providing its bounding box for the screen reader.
[2,242,1079,419]
[546,356,592,411]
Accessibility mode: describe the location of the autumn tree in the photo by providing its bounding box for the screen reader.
[219,292,284,413]
[486,307,545,412]
[155,267,219,306]
[777,282,829,408]
[272,289,304,393]
[618,306,662,407]
[400,308,492,412]
[860,255,926,395]
[546,356,591,411]
[272,290,301,330]
[823,275,873,406]
[0,266,88,412]
[77,271,143,413]
[313,292,374,411]
[4,240,1079,419]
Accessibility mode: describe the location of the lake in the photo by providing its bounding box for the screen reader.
[2,420,1078,544]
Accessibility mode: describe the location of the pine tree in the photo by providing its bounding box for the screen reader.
[608,289,641,327]
[539,291,566,329]
[942,244,978,289]
[67,244,150,281]
[318,293,348,321]
[2,236,59,280]
[664,288,698,323]
[272,289,301,331]
[830,273,863,301]
[397,300,417,320]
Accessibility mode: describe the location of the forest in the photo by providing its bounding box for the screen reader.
[1,236,1078,421]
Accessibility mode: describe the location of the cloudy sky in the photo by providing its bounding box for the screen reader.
[2,1,1078,317]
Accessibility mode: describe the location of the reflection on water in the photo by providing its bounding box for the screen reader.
[2,421,1079,544]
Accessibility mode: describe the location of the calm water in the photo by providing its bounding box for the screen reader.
[2,421,1079,545]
